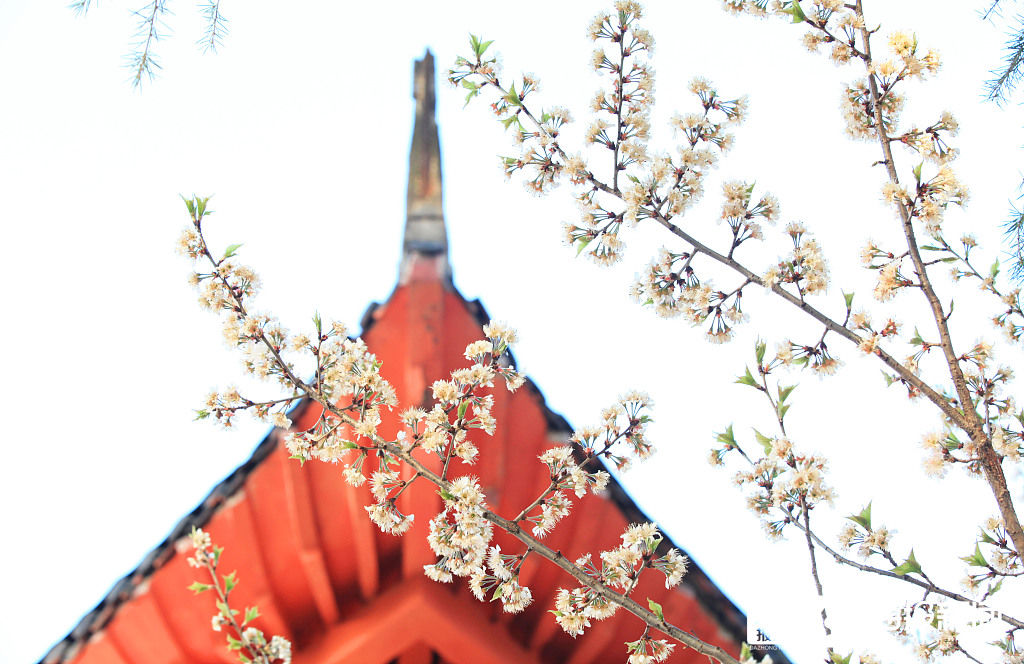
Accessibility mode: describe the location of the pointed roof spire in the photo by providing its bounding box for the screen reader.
[401,49,451,284]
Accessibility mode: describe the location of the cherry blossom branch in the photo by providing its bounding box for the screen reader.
[852,0,1024,558]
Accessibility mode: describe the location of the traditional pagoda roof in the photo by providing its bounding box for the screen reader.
[42,51,770,664]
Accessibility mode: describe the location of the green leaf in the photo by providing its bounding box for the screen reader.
[912,161,923,183]
[223,570,238,593]
[753,428,774,455]
[991,260,1001,278]
[222,243,242,259]
[715,425,737,448]
[979,529,996,544]
[439,488,457,502]
[847,502,872,531]
[830,652,853,664]
[504,82,521,107]
[181,194,196,217]
[194,409,211,421]
[789,0,806,22]
[777,403,791,421]
[648,598,665,621]
[891,549,923,576]
[575,237,594,257]
[187,581,212,594]
[987,578,1004,596]
[740,644,752,661]
[960,543,988,569]
[736,366,758,387]
[755,339,767,365]
[842,291,854,309]
[457,400,470,420]
[226,635,243,651]
[243,606,260,625]
[778,384,796,404]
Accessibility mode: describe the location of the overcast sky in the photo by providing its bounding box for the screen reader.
[3,2,1024,663]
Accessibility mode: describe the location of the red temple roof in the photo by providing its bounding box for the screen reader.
[42,50,757,664]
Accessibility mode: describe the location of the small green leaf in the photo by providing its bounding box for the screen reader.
[753,428,774,455]
[223,570,238,593]
[648,598,665,621]
[830,652,853,664]
[194,409,211,421]
[223,243,242,259]
[778,384,796,404]
[575,237,594,257]
[755,339,767,365]
[960,543,988,569]
[439,488,457,502]
[243,606,260,625]
[991,260,1001,278]
[457,400,470,420]
[188,581,212,594]
[842,291,854,309]
[777,403,790,421]
[736,366,758,387]
[226,635,243,651]
[504,82,521,107]
[181,194,196,216]
[987,578,1004,596]
[740,644,752,661]
[715,425,737,448]
[912,161,923,183]
[789,0,806,22]
[847,502,872,531]
[979,529,996,544]
[891,549,923,576]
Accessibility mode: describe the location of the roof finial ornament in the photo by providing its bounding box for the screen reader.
[401,49,450,284]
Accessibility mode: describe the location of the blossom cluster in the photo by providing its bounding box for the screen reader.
[960,516,1022,597]
[763,222,829,297]
[712,423,836,539]
[553,523,687,637]
[528,445,609,537]
[569,390,655,470]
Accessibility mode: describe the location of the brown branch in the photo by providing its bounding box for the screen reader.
[853,0,1024,558]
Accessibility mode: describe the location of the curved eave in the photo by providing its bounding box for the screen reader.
[43,280,781,664]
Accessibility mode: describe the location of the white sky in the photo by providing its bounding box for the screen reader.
[2,2,1024,663]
